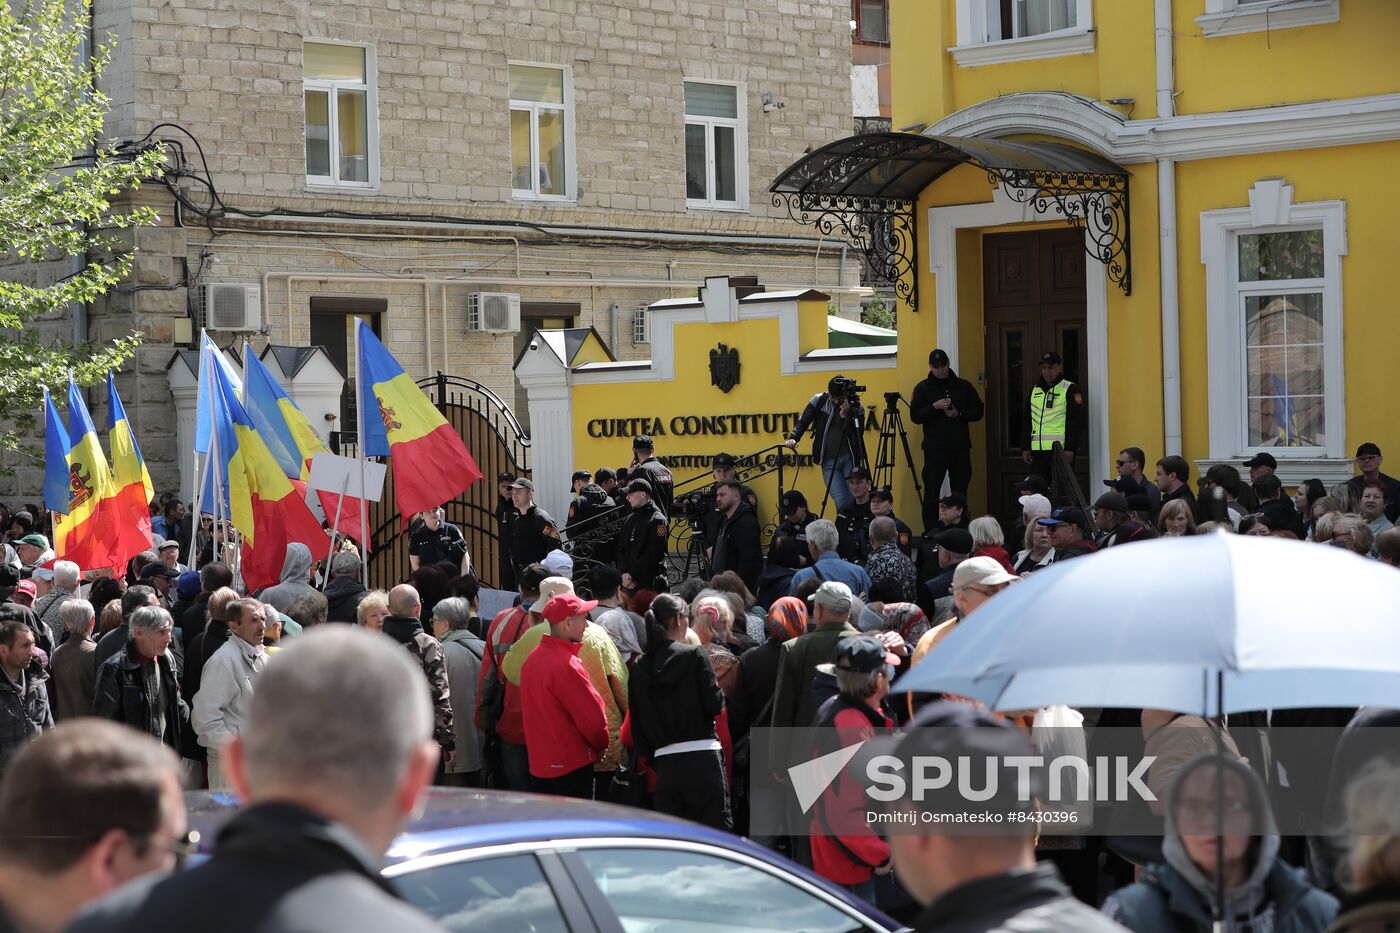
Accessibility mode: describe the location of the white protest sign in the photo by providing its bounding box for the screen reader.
[306,452,387,503]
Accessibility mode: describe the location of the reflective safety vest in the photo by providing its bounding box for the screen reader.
[1030,380,1074,451]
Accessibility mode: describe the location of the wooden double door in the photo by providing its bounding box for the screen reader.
[982,228,1089,525]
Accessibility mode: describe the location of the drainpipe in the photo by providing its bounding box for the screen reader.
[1156,0,1182,457]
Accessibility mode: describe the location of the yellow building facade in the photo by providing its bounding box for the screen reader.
[772,0,1400,520]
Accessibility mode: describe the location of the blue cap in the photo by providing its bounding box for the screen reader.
[176,571,202,599]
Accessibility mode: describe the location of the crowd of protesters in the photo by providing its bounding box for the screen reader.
[0,434,1398,932]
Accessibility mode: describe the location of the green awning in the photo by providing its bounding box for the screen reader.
[828,314,897,348]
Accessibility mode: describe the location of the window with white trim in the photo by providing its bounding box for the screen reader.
[1196,0,1339,39]
[509,64,572,199]
[684,81,747,210]
[950,0,1095,66]
[303,42,376,187]
[1201,180,1347,466]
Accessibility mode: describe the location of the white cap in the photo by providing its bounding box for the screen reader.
[542,548,573,580]
[529,576,575,613]
[1018,493,1052,519]
[952,556,1018,591]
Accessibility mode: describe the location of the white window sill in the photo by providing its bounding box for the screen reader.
[1194,455,1354,488]
[948,28,1095,67]
[305,181,379,194]
[686,201,749,213]
[512,192,576,204]
[1196,0,1338,38]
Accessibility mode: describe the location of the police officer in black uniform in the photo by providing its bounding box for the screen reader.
[565,482,619,565]
[506,478,559,580]
[595,467,620,500]
[836,466,875,563]
[408,506,470,573]
[616,478,669,593]
[630,435,674,518]
[869,487,915,558]
[495,472,518,590]
[768,490,815,569]
[908,347,985,530]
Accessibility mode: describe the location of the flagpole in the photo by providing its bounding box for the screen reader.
[353,321,369,589]
[189,343,210,569]
[321,474,350,592]
[204,346,227,579]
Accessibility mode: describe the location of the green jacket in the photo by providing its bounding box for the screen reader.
[767,618,858,775]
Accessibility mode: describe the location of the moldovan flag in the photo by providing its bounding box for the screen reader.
[242,345,368,549]
[200,346,329,592]
[105,373,156,565]
[355,319,481,524]
[50,381,121,571]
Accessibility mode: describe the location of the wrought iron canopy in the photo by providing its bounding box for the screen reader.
[771,132,1133,308]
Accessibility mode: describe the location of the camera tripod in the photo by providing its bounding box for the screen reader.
[872,391,925,513]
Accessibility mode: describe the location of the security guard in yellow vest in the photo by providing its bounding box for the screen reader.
[1021,351,1086,483]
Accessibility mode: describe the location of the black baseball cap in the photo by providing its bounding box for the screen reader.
[1357,442,1382,458]
[508,477,535,492]
[929,348,950,367]
[870,486,893,503]
[1014,475,1050,496]
[1126,493,1152,513]
[938,491,967,509]
[1243,452,1277,470]
[633,435,654,450]
[846,466,873,482]
[1102,476,1135,493]
[1093,491,1129,513]
[934,527,974,554]
[780,490,808,515]
[497,471,517,483]
[571,469,592,485]
[626,478,654,496]
[834,635,899,673]
[713,453,737,470]
[1039,506,1085,528]
[139,563,179,581]
[1039,351,1062,365]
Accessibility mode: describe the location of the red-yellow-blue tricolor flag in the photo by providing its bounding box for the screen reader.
[355,319,481,524]
[52,380,121,571]
[242,345,368,549]
[105,373,155,567]
[200,345,330,592]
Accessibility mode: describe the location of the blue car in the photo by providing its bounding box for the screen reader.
[186,788,904,932]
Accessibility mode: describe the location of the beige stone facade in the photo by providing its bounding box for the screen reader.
[1,0,859,499]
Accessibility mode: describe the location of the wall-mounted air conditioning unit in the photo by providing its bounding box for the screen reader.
[632,306,650,345]
[466,292,521,334]
[205,284,262,331]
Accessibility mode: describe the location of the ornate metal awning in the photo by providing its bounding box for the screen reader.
[771,132,1132,309]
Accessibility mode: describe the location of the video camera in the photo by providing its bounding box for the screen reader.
[828,376,866,400]
[672,489,714,531]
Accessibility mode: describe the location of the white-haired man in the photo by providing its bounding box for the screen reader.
[32,561,79,644]
[49,601,97,722]
[323,551,368,624]
[92,607,188,755]
[70,627,443,932]
[788,520,871,600]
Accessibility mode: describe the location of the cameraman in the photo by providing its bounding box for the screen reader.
[909,348,984,531]
[785,376,866,514]
[707,480,763,593]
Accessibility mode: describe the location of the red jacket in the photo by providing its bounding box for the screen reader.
[520,635,609,779]
[477,606,533,744]
[810,698,892,885]
[973,545,1015,573]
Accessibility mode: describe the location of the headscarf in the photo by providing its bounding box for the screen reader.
[767,596,808,642]
[598,607,643,661]
[881,602,930,644]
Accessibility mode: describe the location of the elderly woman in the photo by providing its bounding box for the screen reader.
[624,593,729,829]
[969,515,1014,572]
[691,593,742,699]
[1105,754,1336,932]
[708,571,767,644]
[1328,758,1400,930]
[1014,518,1056,575]
[355,590,389,632]
[430,596,486,786]
[1158,498,1197,537]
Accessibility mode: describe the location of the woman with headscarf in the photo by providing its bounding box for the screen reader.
[1104,753,1337,932]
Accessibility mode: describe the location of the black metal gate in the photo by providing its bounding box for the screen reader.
[331,373,531,591]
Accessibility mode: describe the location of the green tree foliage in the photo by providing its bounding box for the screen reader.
[0,0,164,459]
[860,295,894,329]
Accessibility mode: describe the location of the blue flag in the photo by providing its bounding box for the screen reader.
[43,388,73,515]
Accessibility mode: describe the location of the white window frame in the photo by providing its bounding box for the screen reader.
[1196,0,1339,39]
[1201,179,1348,481]
[683,80,748,212]
[302,40,378,190]
[950,0,1095,67]
[509,62,575,202]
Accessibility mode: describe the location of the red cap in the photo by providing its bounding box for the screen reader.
[12,580,37,601]
[542,593,598,624]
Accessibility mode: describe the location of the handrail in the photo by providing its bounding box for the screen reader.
[1049,441,1092,533]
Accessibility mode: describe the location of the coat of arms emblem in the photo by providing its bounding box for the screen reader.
[709,343,740,393]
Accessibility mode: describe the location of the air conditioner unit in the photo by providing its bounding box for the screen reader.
[631,306,650,345]
[205,284,262,331]
[466,292,521,334]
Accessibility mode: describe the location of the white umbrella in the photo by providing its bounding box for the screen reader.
[895,533,1400,714]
